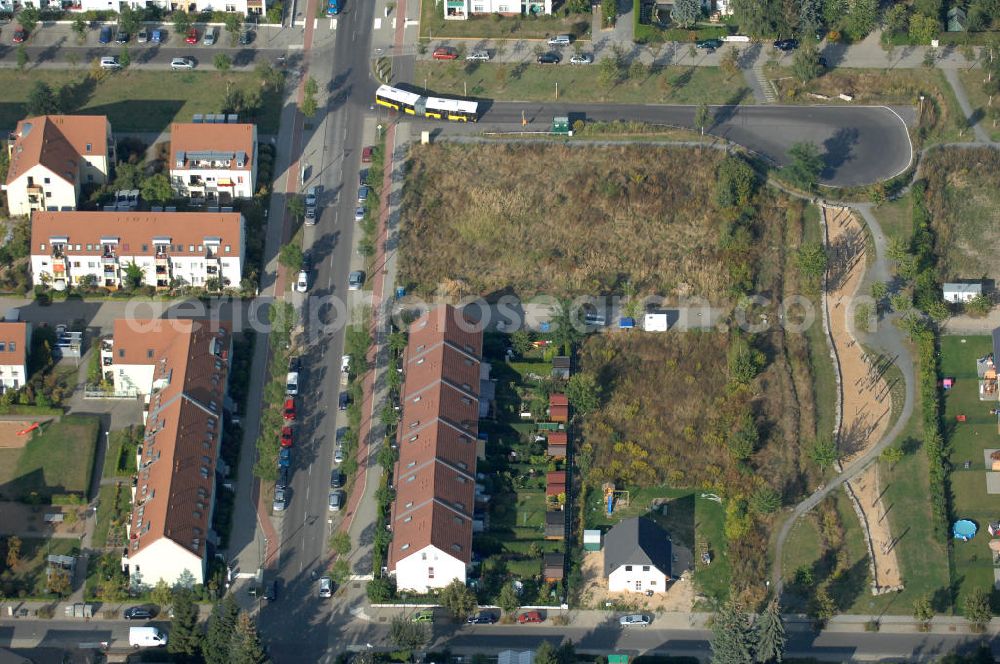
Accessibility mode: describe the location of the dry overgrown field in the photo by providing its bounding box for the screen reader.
[398,143,774,301]
[920,147,1000,283]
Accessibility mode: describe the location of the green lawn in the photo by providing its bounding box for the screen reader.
[0,69,283,134]
[0,415,100,501]
[92,482,132,550]
[871,195,914,244]
[941,335,999,614]
[800,204,838,442]
[419,0,590,40]
[413,61,753,105]
[100,427,139,481]
[1,537,80,599]
[958,69,1000,142]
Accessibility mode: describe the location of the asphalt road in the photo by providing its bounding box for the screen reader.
[448,102,915,187]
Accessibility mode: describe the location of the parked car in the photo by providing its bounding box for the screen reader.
[277,466,290,489]
[124,606,156,620]
[283,397,296,421]
[151,28,165,43]
[331,471,344,489]
[348,270,365,291]
[289,356,301,372]
[357,185,369,203]
[362,146,374,162]
[773,38,799,51]
[137,29,149,43]
[334,447,345,464]
[238,28,254,45]
[569,54,593,64]
[619,614,652,627]
[354,206,365,222]
[280,426,293,448]
[467,611,498,624]
[286,370,299,395]
[295,270,308,293]
[99,56,122,70]
[202,28,217,45]
[517,611,544,624]
[12,27,27,43]
[319,577,332,598]
[547,34,571,45]
[170,57,195,70]
[185,28,199,44]
[273,487,287,511]
[412,610,434,623]
[359,169,368,186]
[304,206,317,225]
[115,30,129,44]
[328,490,343,511]
[278,447,291,468]
[263,580,277,601]
[695,38,723,50]
[338,391,350,410]
[98,26,112,44]
[537,53,561,64]
[336,427,348,445]
[340,354,350,372]
[466,50,490,61]
[432,46,458,60]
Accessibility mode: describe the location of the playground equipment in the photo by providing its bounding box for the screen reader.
[602,483,630,517]
[16,422,40,436]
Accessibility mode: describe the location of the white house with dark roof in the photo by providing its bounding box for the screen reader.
[943,282,983,303]
[603,517,672,594]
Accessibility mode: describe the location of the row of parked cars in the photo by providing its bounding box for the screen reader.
[431,45,592,65]
[96,25,253,46]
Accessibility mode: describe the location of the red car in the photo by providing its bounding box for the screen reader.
[517,611,544,624]
[361,146,373,163]
[12,27,27,43]
[432,46,457,60]
[283,397,296,421]
[185,28,198,44]
[280,426,293,448]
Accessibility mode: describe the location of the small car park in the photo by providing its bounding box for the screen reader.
[518,611,544,624]
[432,46,458,60]
[537,53,561,64]
[330,471,344,489]
[203,28,217,45]
[570,54,593,64]
[283,397,296,421]
[137,29,149,43]
[273,487,287,511]
[413,610,434,623]
[348,270,365,291]
[170,57,195,70]
[278,447,291,468]
[99,57,122,70]
[185,28,199,44]
[467,611,498,624]
[338,391,350,410]
[328,490,342,511]
[319,577,332,598]
[98,26,112,44]
[115,30,129,44]
[619,613,652,627]
[466,50,490,61]
[124,606,156,620]
[295,270,308,293]
[280,426,293,448]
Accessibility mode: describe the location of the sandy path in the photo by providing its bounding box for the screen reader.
[824,206,903,592]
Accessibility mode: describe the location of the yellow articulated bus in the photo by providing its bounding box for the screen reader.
[375,84,479,122]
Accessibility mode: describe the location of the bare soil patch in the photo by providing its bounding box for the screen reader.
[0,420,51,449]
[578,549,693,612]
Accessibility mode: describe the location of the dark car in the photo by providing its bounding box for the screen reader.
[279,447,291,468]
[239,29,255,45]
[12,27,27,43]
[695,38,723,50]
[115,30,129,44]
[536,53,561,64]
[773,38,799,51]
[338,391,350,411]
[289,356,301,373]
[818,56,828,68]
[359,169,368,186]
[277,466,290,489]
[99,26,112,44]
[264,580,277,601]
[124,606,155,620]
[467,611,498,624]
[331,471,344,489]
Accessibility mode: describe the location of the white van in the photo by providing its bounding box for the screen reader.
[129,626,168,648]
[547,34,571,45]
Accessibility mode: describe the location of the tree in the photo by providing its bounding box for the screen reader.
[439,579,478,620]
[551,299,584,353]
[808,436,838,469]
[730,0,778,37]
[755,598,786,663]
[16,45,28,72]
[231,612,269,664]
[535,642,558,664]
[809,585,836,621]
[287,194,306,221]
[796,242,828,289]
[389,614,430,650]
[17,7,39,33]
[167,588,202,657]
[694,101,711,135]
[204,596,241,664]
[727,335,764,386]
[47,568,71,595]
[964,586,992,631]
[278,243,304,271]
[871,281,888,302]
[497,582,521,614]
[966,294,993,317]
[881,446,904,468]
[749,484,781,515]
[26,82,61,116]
[566,372,600,414]
[845,0,877,39]
[792,42,823,82]
[119,45,131,69]
[913,594,934,626]
[728,411,759,460]
[367,575,396,602]
[173,11,193,37]
[716,156,757,208]
[721,47,741,79]
[330,558,350,586]
[710,600,757,664]
[224,13,243,44]
[599,53,623,86]
[6,536,21,568]
[884,3,909,35]
[783,142,825,190]
[151,579,173,609]
[601,0,616,26]
[140,173,173,204]
[799,0,822,35]
[330,531,351,556]
[72,17,88,43]
[909,13,940,44]
[215,53,233,72]
[119,6,141,33]
[302,76,319,117]
[122,262,145,290]
[671,0,701,27]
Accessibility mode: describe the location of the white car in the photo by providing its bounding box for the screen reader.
[570,54,593,64]
[341,354,350,372]
[99,56,122,70]
[334,447,345,464]
[295,270,308,293]
[466,50,490,61]
[354,207,365,222]
[170,57,195,70]
[319,577,332,598]
[619,614,651,627]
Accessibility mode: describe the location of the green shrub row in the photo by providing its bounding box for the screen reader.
[916,329,948,541]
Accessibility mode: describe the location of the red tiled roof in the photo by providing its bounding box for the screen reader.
[550,394,568,407]
[169,123,255,172]
[0,323,29,367]
[550,405,570,422]
[6,115,108,186]
[548,431,568,444]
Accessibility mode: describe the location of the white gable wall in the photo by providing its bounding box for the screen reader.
[126,537,205,587]
[393,545,466,592]
[608,563,667,593]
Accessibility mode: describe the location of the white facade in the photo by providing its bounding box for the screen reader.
[5,164,80,217]
[943,282,983,303]
[125,537,205,588]
[71,0,265,16]
[393,545,467,592]
[643,313,669,332]
[170,162,256,200]
[0,363,27,392]
[444,0,550,19]
[607,563,668,594]
[169,123,259,201]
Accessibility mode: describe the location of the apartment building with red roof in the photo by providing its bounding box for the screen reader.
[169,122,258,201]
[0,322,31,392]
[388,305,483,592]
[110,318,232,587]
